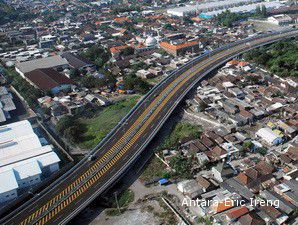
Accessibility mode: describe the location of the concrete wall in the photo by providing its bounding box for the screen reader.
[0,189,18,203]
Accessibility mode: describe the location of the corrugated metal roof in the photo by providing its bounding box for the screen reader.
[24,68,74,92]
[36,152,60,167]
[15,55,68,74]
[0,145,53,167]
[0,169,18,193]
[0,120,34,143]
[1,160,42,179]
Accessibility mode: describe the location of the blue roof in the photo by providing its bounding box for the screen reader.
[159,178,169,185]
[199,13,213,19]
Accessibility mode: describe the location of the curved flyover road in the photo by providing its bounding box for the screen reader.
[1,29,298,225]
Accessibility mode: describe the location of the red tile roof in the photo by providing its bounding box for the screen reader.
[211,200,234,213]
[236,172,251,185]
[238,212,265,225]
[114,17,132,23]
[110,45,131,54]
[25,68,73,92]
[226,207,249,220]
[238,61,250,67]
[160,41,200,51]
[227,60,239,66]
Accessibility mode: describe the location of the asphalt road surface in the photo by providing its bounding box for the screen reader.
[1,29,297,225]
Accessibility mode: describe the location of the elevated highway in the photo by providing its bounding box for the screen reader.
[1,29,297,225]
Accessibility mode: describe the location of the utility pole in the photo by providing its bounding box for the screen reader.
[114,192,121,214]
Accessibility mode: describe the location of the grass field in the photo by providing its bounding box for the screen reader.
[106,189,135,216]
[78,95,140,149]
[140,156,168,182]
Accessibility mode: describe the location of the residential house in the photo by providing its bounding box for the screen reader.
[212,162,235,183]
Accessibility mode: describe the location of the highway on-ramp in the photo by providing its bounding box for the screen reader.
[1,29,297,225]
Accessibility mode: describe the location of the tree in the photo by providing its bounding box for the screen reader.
[64,126,82,143]
[163,23,176,31]
[80,76,98,88]
[256,147,267,156]
[216,10,244,27]
[120,47,134,56]
[7,69,43,108]
[123,74,151,94]
[169,156,192,179]
[56,115,74,134]
[244,40,298,78]
[183,17,194,24]
[261,5,267,17]
[80,44,111,69]
[69,68,80,80]
[255,5,261,16]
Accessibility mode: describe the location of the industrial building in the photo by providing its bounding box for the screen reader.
[167,0,261,17]
[15,55,69,77]
[256,127,283,146]
[0,120,61,204]
[159,41,202,56]
[0,86,16,123]
[267,14,294,26]
[199,1,284,19]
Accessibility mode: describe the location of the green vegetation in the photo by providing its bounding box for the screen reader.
[77,95,140,149]
[69,68,117,89]
[216,6,267,27]
[293,207,298,218]
[140,156,169,182]
[244,40,298,77]
[183,17,194,25]
[123,74,151,94]
[116,189,134,208]
[242,141,254,150]
[216,10,249,27]
[169,155,192,179]
[120,47,134,56]
[56,115,84,144]
[255,5,267,18]
[5,69,43,108]
[157,198,178,225]
[0,1,36,25]
[80,44,110,68]
[163,23,176,31]
[197,217,213,225]
[106,189,135,216]
[240,141,254,156]
[158,122,202,151]
[256,147,268,156]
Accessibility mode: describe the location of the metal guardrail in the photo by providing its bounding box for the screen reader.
[59,29,298,224]
[1,28,297,224]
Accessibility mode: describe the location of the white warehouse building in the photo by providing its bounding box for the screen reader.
[256,127,283,146]
[199,1,284,18]
[167,0,261,17]
[0,120,61,204]
[0,170,18,203]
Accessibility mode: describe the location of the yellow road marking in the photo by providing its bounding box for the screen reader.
[18,33,295,225]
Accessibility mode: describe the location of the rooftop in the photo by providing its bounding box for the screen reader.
[16,55,68,74]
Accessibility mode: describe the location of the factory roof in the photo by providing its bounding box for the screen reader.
[256,127,282,144]
[0,120,34,143]
[16,55,68,74]
[0,170,18,193]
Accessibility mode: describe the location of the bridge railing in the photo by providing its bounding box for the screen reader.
[1,28,297,224]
